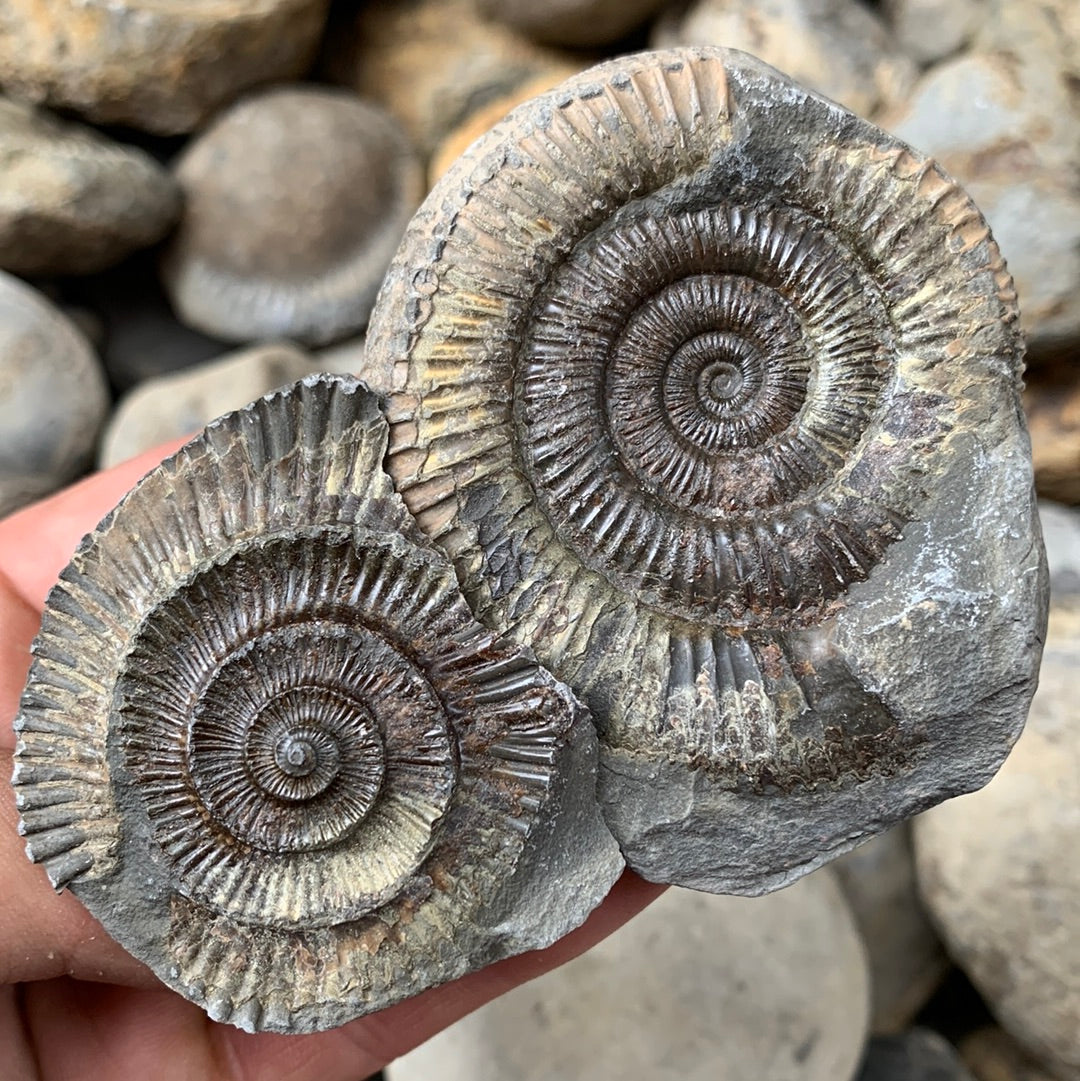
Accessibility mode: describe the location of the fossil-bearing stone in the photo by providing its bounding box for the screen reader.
[0,271,109,516]
[0,97,180,276]
[11,375,623,1033]
[0,0,331,135]
[389,870,871,1081]
[369,47,1047,894]
[161,86,423,347]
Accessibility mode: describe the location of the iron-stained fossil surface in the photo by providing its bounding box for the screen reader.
[368,47,1049,894]
[11,375,623,1033]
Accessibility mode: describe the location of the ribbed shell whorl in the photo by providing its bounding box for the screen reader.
[12,376,622,1031]
[369,48,1035,891]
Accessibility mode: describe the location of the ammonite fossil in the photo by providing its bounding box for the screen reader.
[368,48,1048,894]
[12,375,623,1032]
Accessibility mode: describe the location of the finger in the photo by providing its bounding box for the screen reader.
[0,752,159,990]
[0,573,40,752]
[0,437,191,613]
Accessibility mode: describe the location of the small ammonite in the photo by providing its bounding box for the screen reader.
[368,48,1048,894]
[11,375,623,1032]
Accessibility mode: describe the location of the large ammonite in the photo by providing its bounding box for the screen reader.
[12,375,623,1032]
[368,48,1047,894]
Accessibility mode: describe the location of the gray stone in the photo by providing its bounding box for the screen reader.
[0,0,331,135]
[652,0,915,118]
[834,826,949,1033]
[0,271,109,515]
[98,341,327,468]
[162,86,423,346]
[881,51,1080,359]
[0,97,180,276]
[883,0,983,66]
[388,870,871,1081]
[915,503,1080,1081]
[857,1030,975,1081]
[371,48,1047,895]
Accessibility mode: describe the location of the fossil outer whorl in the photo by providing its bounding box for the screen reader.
[369,48,1048,894]
[11,375,623,1032]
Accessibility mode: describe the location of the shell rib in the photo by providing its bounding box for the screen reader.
[12,375,623,1032]
[368,48,1047,894]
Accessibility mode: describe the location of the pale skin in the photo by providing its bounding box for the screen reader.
[0,441,664,1081]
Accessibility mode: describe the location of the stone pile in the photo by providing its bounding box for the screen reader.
[0,1,1076,1079]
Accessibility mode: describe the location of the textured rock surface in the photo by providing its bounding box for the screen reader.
[388,871,870,1081]
[329,0,578,156]
[652,0,915,118]
[0,271,109,516]
[834,826,949,1033]
[960,1027,1062,1081]
[881,51,1080,359]
[883,0,983,66]
[162,86,422,346]
[98,342,326,467]
[1025,366,1080,505]
[476,0,666,47]
[0,0,331,134]
[915,502,1080,1081]
[371,48,1047,894]
[857,1030,975,1080]
[0,97,179,275]
[13,376,624,1032]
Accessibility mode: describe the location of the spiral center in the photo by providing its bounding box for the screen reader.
[702,361,744,403]
[278,735,317,776]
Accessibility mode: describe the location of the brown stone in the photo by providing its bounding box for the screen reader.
[0,0,331,135]
[1024,364,1080,505]
[960,1027,1061,1081]
[475,0,667,47]
[326,0,581,156]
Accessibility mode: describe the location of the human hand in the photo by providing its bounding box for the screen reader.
[0,441,664,1081]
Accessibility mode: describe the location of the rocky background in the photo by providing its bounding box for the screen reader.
[0,1,1076,1079]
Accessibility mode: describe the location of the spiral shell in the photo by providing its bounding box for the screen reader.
[368,49,1046,893]
[12,375,623,1031]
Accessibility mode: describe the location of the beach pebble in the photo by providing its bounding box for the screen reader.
[0,0,331,135]
[881,50,1080,359]
[0,97,179,275]
[98,342,324,468]
[834,826,949,1033]
[915,502,1080,1081]
[652,0,915,118]
[388,871,870,1081]
[161,86,422,346]
[0,272,109,515]
[329,0,579,156]
[882,0,983,66]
